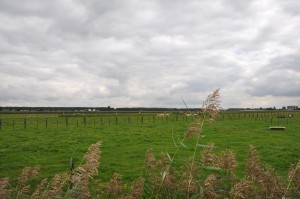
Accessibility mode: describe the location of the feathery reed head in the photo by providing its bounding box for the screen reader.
[200,173,220,199]
[184,118,202,138]
[106,173,124,198]
[217,149,237,171]
[0,178,13,199]
[202,88,221,123]
[201,142,217,166]
[144,148,156,170]
[230,178,255,199]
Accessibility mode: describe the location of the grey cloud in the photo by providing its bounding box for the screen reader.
[245,52,300,97]
[0,0,299,108]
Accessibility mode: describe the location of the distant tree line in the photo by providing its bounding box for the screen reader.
[0,106,202,113]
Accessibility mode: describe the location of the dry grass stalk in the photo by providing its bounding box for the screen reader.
[200,173,220,199]
[106,173,124,198]
[0,178,13,199]
[230,178,255,199]
[217,149,237,171]
[201,142,217,166]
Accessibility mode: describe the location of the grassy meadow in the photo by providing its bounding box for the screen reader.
[0,110,299,186]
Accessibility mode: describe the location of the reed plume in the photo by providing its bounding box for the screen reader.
[200,174,220,199]
[16,165,40,199]
[201,142,217,166]
[217,149,237,171]
[246,145,283,198]
[0,178,13,199]
[230,178,255,199]
[105,173,124,199]
[68,141,102,199]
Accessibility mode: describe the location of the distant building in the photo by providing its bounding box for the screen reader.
[287,106,298,110]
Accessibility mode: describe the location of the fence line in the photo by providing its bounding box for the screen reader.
[0,111,299,130]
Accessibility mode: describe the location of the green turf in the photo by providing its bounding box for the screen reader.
[0,111,299,183]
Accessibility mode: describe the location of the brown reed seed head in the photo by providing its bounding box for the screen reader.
[162,171,177,193]
[130,177,144,199]
[30,178,48,199]
[181,179,197,197]
[259,168,283,199]
[82,141,102,178]
[180,158,198,196]
[230,178,255,199]
[201,142,217,166]
[217,149,237,171]
[182,157,197,179]
[48,173,68,197]
[202,88,221,122]
[246,145,263,181]
[201,174,219,199]
[68,142,102,199]
[72,142,102,183]
[0,178,13,199]
[106,173,124,198]
[18,165,40,188]
[144,148,156,169]
[184,118,202,138]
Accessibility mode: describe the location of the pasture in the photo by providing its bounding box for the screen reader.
[0,110,299,184]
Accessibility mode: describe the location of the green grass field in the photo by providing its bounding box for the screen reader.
[0,111,299,184]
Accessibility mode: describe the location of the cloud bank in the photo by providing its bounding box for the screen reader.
[1,0,300,108]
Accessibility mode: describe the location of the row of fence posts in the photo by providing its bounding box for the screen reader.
[0,113,297,129]
[0,115,192,129]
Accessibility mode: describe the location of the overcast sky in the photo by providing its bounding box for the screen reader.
[1,0,300,108]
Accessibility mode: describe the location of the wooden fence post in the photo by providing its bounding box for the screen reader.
[116,117,118,125]
[66,118,68,127]
[84,117,86,126]
[24,118,27,129]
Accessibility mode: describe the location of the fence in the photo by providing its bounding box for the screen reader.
[0,111,299,130]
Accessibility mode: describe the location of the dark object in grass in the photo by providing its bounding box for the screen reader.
[269,126,285,131]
